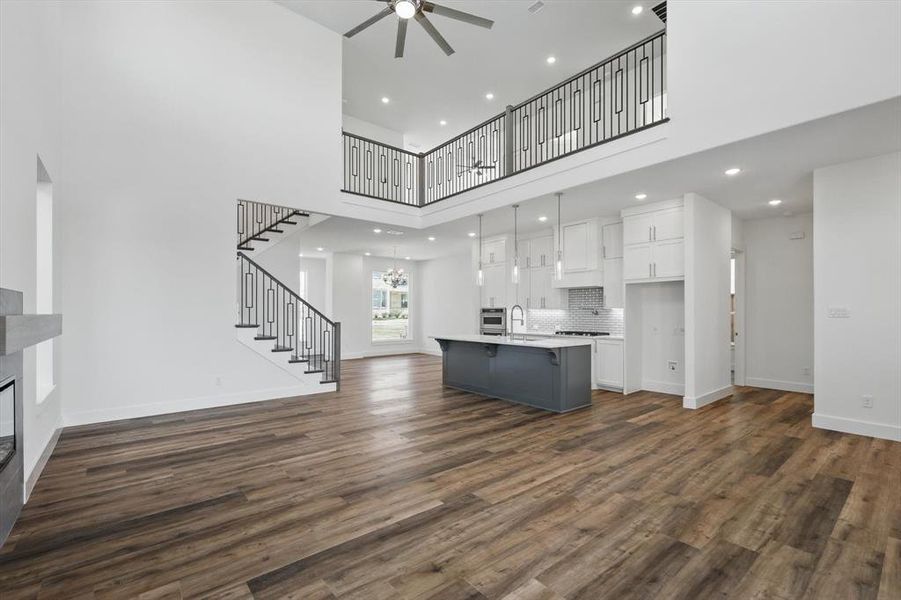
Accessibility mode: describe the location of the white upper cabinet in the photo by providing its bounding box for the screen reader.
[561,220,598,272]
[653,239,685,278]
[529,235,553,269]
[622,201,685,282]
[623,212,656,246]
[603,258,624,309]
[530,267,562,309]
[482,238,506,265]
[601,222,623,259]
[553,218,603,288]
[652,208,684,241]
[481,263,506,308]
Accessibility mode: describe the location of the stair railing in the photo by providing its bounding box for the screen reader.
[236,199,306,249]
[237,251,341,388]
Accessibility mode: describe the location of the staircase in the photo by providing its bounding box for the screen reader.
[235,199,341,390]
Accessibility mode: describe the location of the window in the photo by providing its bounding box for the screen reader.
[35,156,54,402]
[371,271,410,342]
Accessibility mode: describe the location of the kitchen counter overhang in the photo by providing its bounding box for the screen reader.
[432,335,592,413]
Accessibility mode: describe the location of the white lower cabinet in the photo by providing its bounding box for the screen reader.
[594,338,624,390]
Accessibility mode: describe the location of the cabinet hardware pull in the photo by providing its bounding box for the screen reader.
[648,225,652,241]
[649,263,652,278]
[653,225,657,241]
[653,263,657,277]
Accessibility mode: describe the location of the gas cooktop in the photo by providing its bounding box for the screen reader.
[554,331,610,337]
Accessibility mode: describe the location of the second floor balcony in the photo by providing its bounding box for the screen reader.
[342,29,667,208]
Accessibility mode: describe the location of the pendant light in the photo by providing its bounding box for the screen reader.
[555,193,564,281]
[382,246,408,288]
[476,214,484,286]
[511,204,520,284]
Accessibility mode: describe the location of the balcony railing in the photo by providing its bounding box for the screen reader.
[342,29,667,208]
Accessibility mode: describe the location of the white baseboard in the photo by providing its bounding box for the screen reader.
[746,377,814,394]
[683,385,734,410]
[25,426,62,501]
[63,384,329,428]
[641,379,684,396]
[812,413,901,442]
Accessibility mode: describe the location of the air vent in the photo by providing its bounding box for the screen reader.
[528,1,545,14]
[385,230,405,236]
[652,1,667,23]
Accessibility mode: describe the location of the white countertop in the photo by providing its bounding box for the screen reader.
[432,334,592,348]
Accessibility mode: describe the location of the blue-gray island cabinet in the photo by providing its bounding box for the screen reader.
[432,335,592,413]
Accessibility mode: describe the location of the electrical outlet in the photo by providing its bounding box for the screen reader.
[862,395,874,409]
[668,361,678,372]
[802,367,810,376]
[215,376,223,387]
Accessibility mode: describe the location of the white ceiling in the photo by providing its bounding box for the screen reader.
[278,0,664,149]
[292,98,901,261]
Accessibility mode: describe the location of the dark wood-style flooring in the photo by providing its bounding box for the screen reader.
[1,354,899,599]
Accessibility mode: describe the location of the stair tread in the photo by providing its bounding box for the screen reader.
[254,335,277,341]
[235,324,260,328]
[304,369,325,374]
[272,346,293,353]
[252,237,270,242]
[319,379,338,384]
[267,228,284,234]
[237,246,254,251]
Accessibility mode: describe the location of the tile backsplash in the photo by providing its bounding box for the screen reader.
[526,287,624,335]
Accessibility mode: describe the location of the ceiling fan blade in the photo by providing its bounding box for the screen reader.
[415,12,454,56]
[344,6,394,38]
[395,18,408,58]
[423,2,494,29]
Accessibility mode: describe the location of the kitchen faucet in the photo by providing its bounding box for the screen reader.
[509,304,525,340]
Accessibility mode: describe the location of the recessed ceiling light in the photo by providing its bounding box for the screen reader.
[468,232,476,237]
[364,252,371,256]
[316,247,324,252]
[768,199,782,206]
[724,167,742,176]
[428,236,436,241]
[386,229,404,236]
[485,92,494,100]
[439,120,447,126]
[546,56,556,64]
[298,253,304,257]
[538,215,548,222]
[405,256,411,260]
[373,228,382,233]
[381,96,390,104]
[635,193,647,200]
[632,5,643,15]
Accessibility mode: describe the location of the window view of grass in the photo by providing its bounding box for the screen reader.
[372,271,409,342]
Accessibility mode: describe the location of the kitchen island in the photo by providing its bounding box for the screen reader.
[432,335,592,413]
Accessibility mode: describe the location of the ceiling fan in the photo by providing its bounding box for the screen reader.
[344,0,494,58]
[457,160,496,177]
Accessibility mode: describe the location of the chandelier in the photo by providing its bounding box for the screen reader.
[382,246,408,288]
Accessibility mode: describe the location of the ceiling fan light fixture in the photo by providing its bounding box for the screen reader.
[394,0,417,19]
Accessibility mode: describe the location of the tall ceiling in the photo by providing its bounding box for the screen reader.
[278,0,664,149]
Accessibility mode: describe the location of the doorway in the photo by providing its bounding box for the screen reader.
[731,249,746,385]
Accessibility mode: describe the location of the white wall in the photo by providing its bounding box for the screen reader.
[0,0,64,486]
[418,252,478,354]
[743,213,814,394]
[342,115,406,148]
[54,0,345,425]
[813,152,901,441]
[331,253,420,359]
[254,230,328,312]
[683,193,732,408]
[624,281,685,396]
